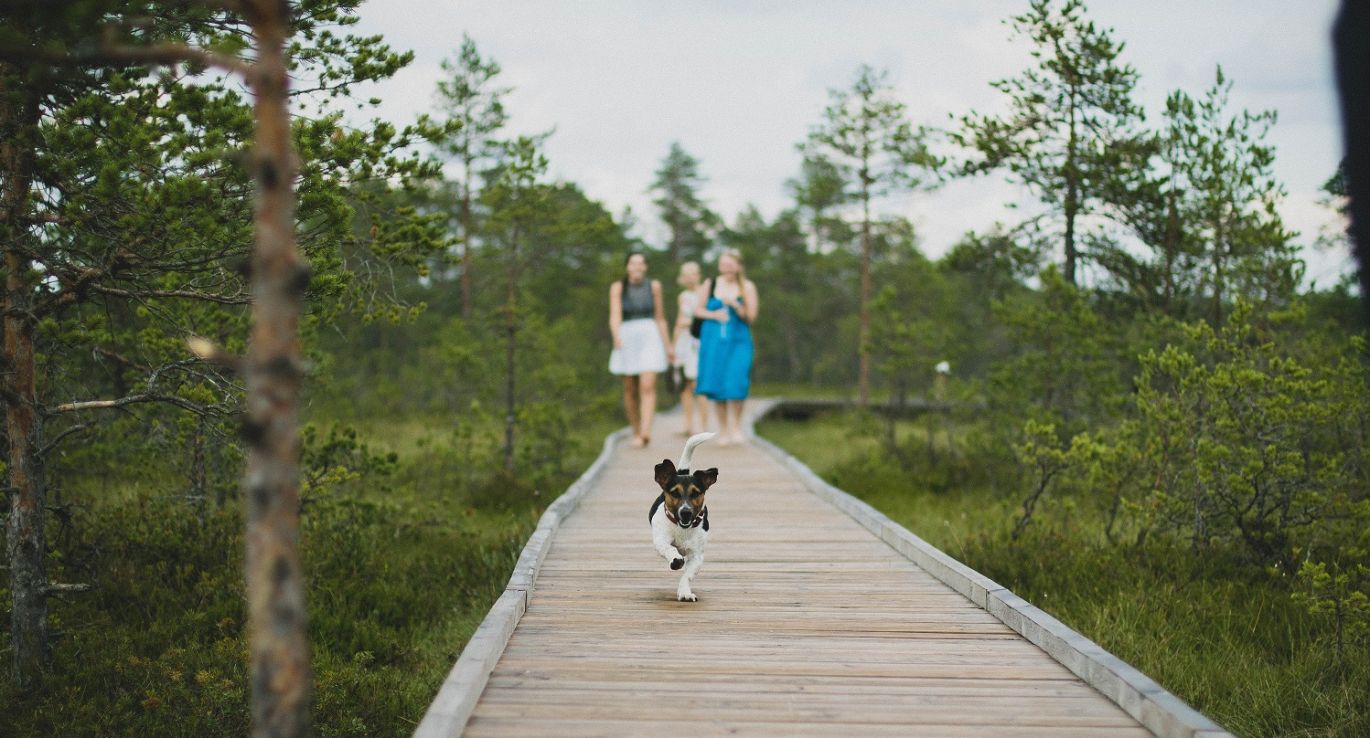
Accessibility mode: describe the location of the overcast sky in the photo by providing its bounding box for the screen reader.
[347,1,1353,286]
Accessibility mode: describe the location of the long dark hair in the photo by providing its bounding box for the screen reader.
[621,250,646,291]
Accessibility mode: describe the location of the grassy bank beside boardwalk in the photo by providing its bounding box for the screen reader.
[758,411,1370,738]
[1,413,619,738]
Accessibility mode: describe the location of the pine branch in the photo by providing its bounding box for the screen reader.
[46,583,92,595]
[37,423,91,457]
[0,32,252,79]
[52,392,204,415]
[88,284,250,305]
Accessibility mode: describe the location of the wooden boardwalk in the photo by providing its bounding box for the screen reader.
[418,403,1228,737]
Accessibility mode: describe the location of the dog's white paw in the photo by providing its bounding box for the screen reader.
[677,592,697,602]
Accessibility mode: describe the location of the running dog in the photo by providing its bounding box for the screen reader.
[649,432,718,602]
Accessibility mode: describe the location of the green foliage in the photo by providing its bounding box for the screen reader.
[19,0,448,487]
[954,0,1150,284]
[650,142,720,263]
[1295,556,1370,668]
[5,1,1363,734]
[1103,67,1300,320]
[1,407,612,736]
[990,267,1129,433]
[806,64,941,203]
[723,207,861,386]
[428,32,509,167]
[762,412,1370,737]
[1100,304,1368,567]
[786,153,848,253]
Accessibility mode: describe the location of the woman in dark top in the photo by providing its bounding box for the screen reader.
[609,252,674,447]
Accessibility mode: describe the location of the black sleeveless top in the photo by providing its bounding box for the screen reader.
[621,280,654,320]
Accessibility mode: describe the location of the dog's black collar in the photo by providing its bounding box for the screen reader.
[664,505,708,530]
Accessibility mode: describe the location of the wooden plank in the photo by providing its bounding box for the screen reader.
[432,404,1202,738]
[471,697,1145,726]
[463,717,1152,738]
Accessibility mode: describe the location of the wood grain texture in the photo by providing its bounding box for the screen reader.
[460,408,1156,737]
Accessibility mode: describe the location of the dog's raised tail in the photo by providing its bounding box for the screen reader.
[677,431,717,469]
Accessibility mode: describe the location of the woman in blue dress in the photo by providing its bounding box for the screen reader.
[693,248,759,445]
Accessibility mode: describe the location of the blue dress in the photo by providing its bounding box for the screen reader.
[695,296,753,401]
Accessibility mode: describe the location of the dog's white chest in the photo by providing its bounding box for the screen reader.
[652,509,707,552]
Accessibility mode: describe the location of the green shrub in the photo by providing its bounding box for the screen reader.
[2,411,615,737]
[760,411,1370,737]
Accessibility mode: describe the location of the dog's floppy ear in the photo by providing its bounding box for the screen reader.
[654,459,677,488]
[693,467,719,490]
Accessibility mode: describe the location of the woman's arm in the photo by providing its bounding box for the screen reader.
[652,281,674,362]
[719,280,758,324]
[742,279,759,324]
[672,291,691,343]
[608,281,623,348]
[693,278,728,321]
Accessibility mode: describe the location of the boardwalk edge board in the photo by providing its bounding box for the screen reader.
[747,399,1233,738]
[412,427,632,738]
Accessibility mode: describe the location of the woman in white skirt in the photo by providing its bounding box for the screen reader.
[671,261,708,435]
[609,252,673,447]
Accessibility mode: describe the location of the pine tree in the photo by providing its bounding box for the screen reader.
[805,64,939,405]
[482,136,549,474]
[428,34,509,320]
[786,152,846,253]
[1170,68,1299,322]
[0,4,438,729]
[955,0,1149,286]
[649,142,718,263]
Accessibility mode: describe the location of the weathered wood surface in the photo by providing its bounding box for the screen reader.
[451,406,1164,737]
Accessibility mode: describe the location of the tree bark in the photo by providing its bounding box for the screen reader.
[1162,190,1180,311]
[460,165,473,322]
[240,3,311,736]
[1063,92,1080,286]
[858,169,873,407]
[1,62,48,688]
[502,221,520,474]
[1212,214,1226,325]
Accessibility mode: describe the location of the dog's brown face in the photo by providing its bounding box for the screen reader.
[654,459,718,527]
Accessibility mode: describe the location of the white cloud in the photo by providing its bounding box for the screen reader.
[348,0,1349,279]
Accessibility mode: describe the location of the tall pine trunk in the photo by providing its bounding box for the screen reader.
[1063,93,1080,285]
[858,170,873,407]
[669,218,681,266]
[1211,214,1226,325]
[241,3,311,735]
[1162,190,1180,311]
[502,222,520,474]
[460,164,473,321]
[1,63,48,689]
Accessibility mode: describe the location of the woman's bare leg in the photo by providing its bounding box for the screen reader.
[714,399,732,445]
[623,375,641,443]
[692,385,710,433]
[638,372,658,444]
[728,400,746,443]
[680,378,696,435]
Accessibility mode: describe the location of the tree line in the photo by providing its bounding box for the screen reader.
[1,0,1366,735]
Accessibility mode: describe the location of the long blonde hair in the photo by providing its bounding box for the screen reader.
[718,248,745,285]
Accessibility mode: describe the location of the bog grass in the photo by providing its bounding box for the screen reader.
[1,413,621,737]
[758,410,1370,738]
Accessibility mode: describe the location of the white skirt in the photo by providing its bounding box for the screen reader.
[673,332,699,380]
[610,318,669,375]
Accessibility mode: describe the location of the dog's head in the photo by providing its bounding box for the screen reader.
[654,459,719,528]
